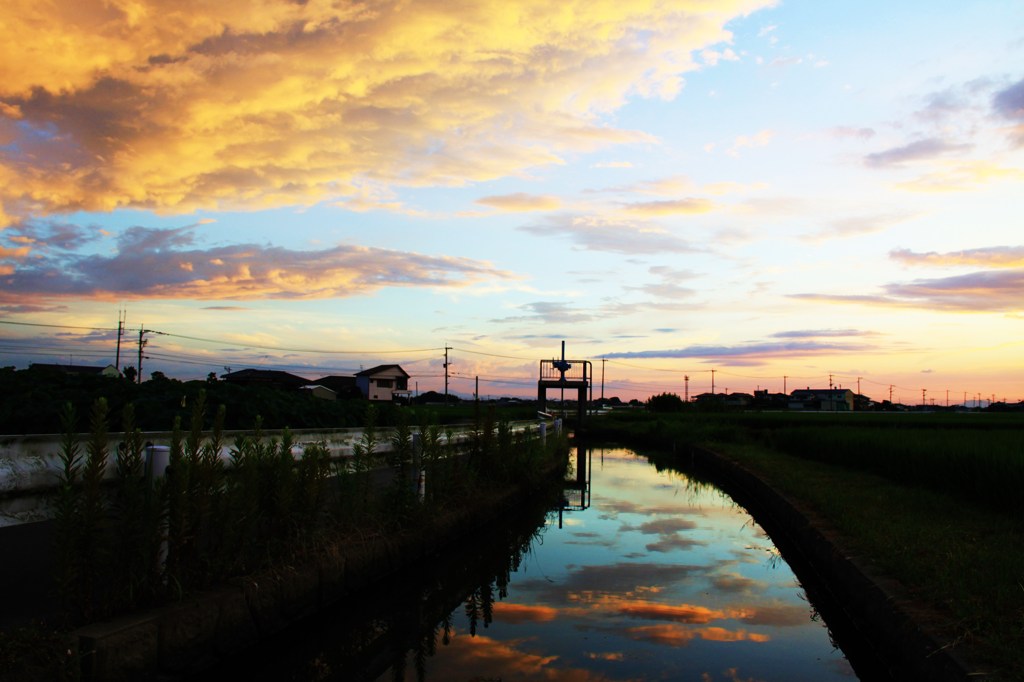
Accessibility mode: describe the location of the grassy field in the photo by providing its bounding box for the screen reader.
[587,410,1024,679]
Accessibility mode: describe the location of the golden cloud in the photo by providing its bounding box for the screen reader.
[437,633,613,681]
[622,198,715,216]
[625,623,770,646]
[618,602,725,624]
[476,193,562,212]
[492,602,559,624]
[0,0,774,223]
[890,246,1024,268]
[894,159,1024,192]
[0,226,512,305]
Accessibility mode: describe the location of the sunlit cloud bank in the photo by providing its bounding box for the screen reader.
[890,246,1024,268]
[625,623,770,646]
[520,215,699,255]
[0,223,509,307]
[0,0,773,225]
[601,339,873,363]
[426,632,617,681]
[778,245,1024,315]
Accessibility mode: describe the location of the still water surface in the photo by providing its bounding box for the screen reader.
[211,446,856,681]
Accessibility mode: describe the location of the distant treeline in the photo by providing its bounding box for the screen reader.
[0,367,369,434]
[0,367,544,435]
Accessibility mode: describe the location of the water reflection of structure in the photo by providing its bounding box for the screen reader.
[557,444,591,529]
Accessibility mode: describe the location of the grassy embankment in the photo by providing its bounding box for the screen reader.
[587,410,1024,679]
[0,394,568,680]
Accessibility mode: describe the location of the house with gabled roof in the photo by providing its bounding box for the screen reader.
[30,362,121,378]
[789,388,855,411]
[355,364,411,402]
[311,375,362,399]
[221,368,309,390]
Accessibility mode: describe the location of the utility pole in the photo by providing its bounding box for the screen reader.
[601,358,606,400]
[137,328,149,384]
[711,369,716,395]
[922,388,926,407]
[783,375,787,395]
[443,346,452,406]
[115,308,125,371]
[684,375,689,403]
[889,385,893,403]
[857,377,861,396]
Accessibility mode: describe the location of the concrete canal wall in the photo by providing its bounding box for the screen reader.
[687,445,980,682]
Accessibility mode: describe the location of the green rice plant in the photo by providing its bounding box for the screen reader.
[350,405,379,514]
[77,397,110,620]
[197,403,229,576]
[163,415,187,594]
[267,428,297,545]
[764,423,1024,515]
[417,418,445,504]
[384,411,417,520]
[111,403,161,608]
[292,440,331,541]
[53,402,82,625]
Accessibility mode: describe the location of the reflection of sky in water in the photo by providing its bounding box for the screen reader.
[382,447,856,681]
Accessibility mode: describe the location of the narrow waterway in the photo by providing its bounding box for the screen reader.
[202,445,856,681]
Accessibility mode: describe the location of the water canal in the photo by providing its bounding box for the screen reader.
[198,446,856,681]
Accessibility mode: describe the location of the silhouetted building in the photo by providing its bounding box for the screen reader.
[789,388,855,411]
[300,384,337,401]
[311,375,362,399]
[221,368,309,390]
[30,362,120,378]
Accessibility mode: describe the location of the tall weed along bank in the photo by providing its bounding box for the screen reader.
[49,392,567,629]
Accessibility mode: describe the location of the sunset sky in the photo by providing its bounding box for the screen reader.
[1,0,1022,404]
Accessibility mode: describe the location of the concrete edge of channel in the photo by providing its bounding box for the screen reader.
[688,445,994,682]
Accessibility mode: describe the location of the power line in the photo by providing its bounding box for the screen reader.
[0,320,119,332]
[1,319,1018,404]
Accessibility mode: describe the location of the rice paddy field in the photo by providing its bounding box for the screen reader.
[587,409,1024,679]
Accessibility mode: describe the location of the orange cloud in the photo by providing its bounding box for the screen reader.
[793,270,1024,313]
[894,159,1024,192]
[0,0,775,223]
[890,246,1024,268]
[0,225,511,305]
[622,198,715,216]
[492,602,559,624]
[0,245,30,259]
[437,633,619,681]
[625,624,770,646]
[618,602,725,624]
[476,193,562,212]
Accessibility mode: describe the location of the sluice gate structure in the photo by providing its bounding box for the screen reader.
[537,341,592,426]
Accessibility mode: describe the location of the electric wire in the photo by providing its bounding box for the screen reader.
[0,319,1016,403]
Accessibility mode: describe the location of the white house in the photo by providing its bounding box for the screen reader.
[355,365,412,402]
